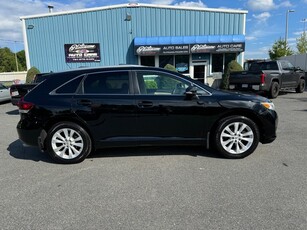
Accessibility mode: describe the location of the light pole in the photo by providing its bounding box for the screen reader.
[14,41,19,72]
[285,10,295,45]
[301,18,307,33]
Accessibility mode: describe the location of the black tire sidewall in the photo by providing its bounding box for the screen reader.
[214,116,260,159]
[296,79,305,93]
[46,122,92,164]
[269,82,279,98]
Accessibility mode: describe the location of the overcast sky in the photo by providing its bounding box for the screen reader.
[0,0,307,59]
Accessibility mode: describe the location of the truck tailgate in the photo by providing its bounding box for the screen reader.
[229,71,262,90]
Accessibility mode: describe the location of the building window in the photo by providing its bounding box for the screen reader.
[212,54,223,73]
[159,55,174,68]
[141,56,155,67]
[175,55,189,74]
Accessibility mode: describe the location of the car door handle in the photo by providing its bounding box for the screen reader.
[137,101,153,108]
[77,99,92,106]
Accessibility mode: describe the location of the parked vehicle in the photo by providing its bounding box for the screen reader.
[229,60,305,98]
[0,83,11,103]
[17,66,278,163]
[10,73,51,105]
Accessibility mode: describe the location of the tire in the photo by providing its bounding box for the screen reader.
[269,81,279,99]
[45,122,92,164]
[296,79,305,93]
[214,116,260,159]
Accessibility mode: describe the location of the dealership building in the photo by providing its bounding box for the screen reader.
[21,3,247,83]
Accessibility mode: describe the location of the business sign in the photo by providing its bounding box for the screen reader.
[65,43,100,62]
[135,45,190,55]
[190,43,245,53]
[135,43,245,55]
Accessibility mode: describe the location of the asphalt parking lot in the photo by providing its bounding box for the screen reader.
[0,92,307,230]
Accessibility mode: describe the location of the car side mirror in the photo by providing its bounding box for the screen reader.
[185,86,199,100]
[295,66,302,71]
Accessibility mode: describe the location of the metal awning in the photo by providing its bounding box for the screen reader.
[134,35,245,46]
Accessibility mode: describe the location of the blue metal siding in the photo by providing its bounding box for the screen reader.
[25,6,245,72]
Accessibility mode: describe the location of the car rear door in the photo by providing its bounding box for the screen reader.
[71,70,138,148]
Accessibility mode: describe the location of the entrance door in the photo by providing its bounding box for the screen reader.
[193,65,207,84]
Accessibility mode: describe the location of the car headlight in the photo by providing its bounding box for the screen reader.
[261,102,275,110]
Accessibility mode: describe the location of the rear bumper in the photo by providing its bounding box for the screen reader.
[228,83,269,92]
[11,96,21,106]
[17,127,41,146]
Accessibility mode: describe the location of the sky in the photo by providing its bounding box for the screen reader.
[0,0,307,59]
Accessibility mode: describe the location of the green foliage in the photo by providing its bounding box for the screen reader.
[268,38,294,60]
[0,47,27,72]
[296,32,307,54]
[164,64,178,72]
[145,80,158,89]
[26,66,40,83]
[220,60,243,89]
[17,50,27,71]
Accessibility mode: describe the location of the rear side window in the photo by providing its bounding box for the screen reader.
[55,76,84,94]
[83,71,129,94]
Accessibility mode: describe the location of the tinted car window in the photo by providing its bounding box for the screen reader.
[83,71,129,94]
[0,83,7,90]
[250,62,279,71]
[55,76,84,94]
[280,61,294,70]
[136,71,191,95]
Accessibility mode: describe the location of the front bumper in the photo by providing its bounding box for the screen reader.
[259,109,278,144]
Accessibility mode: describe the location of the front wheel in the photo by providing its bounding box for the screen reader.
[46,122,92,164]
[214,116,260,159]
[296,79,305,93]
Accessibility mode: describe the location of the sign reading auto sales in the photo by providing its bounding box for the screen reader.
[65,43,101,62]
[135,43,245,55]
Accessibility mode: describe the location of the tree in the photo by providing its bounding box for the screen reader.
[26,66,40,83]
[17,50,27,71]
[268,38,294,60]
[220,60,243,89]
[0,47,16,72]
[0,47,27,72]
[164,64,178,72]
[296,32,307,54]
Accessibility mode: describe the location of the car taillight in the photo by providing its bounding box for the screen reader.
[18,98,34,113]
[260,73,266,85]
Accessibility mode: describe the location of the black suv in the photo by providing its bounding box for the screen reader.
[17,66,278,163]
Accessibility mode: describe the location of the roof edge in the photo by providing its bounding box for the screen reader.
[20,3,248,20]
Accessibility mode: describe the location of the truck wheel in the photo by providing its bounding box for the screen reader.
[214,116,260,159]
[269,82,279,99]
[296,79,305,93]
[46,122,92,164]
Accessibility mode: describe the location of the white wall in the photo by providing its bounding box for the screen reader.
[0,72,27,83]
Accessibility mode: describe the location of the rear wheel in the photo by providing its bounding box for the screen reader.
[46,122,92,164]
[296,79,305,93]
[269,81,279,99]
[214,116,260,159]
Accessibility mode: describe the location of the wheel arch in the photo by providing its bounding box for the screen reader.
[209,109,263,147]
[41,115,95,151]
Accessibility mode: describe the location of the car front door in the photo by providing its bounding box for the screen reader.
[280,60,299,87]
[72,70,138,148]
[132,70,211,146]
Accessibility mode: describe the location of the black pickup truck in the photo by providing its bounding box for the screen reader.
[229,60,305,98]
[10,73,51,105]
